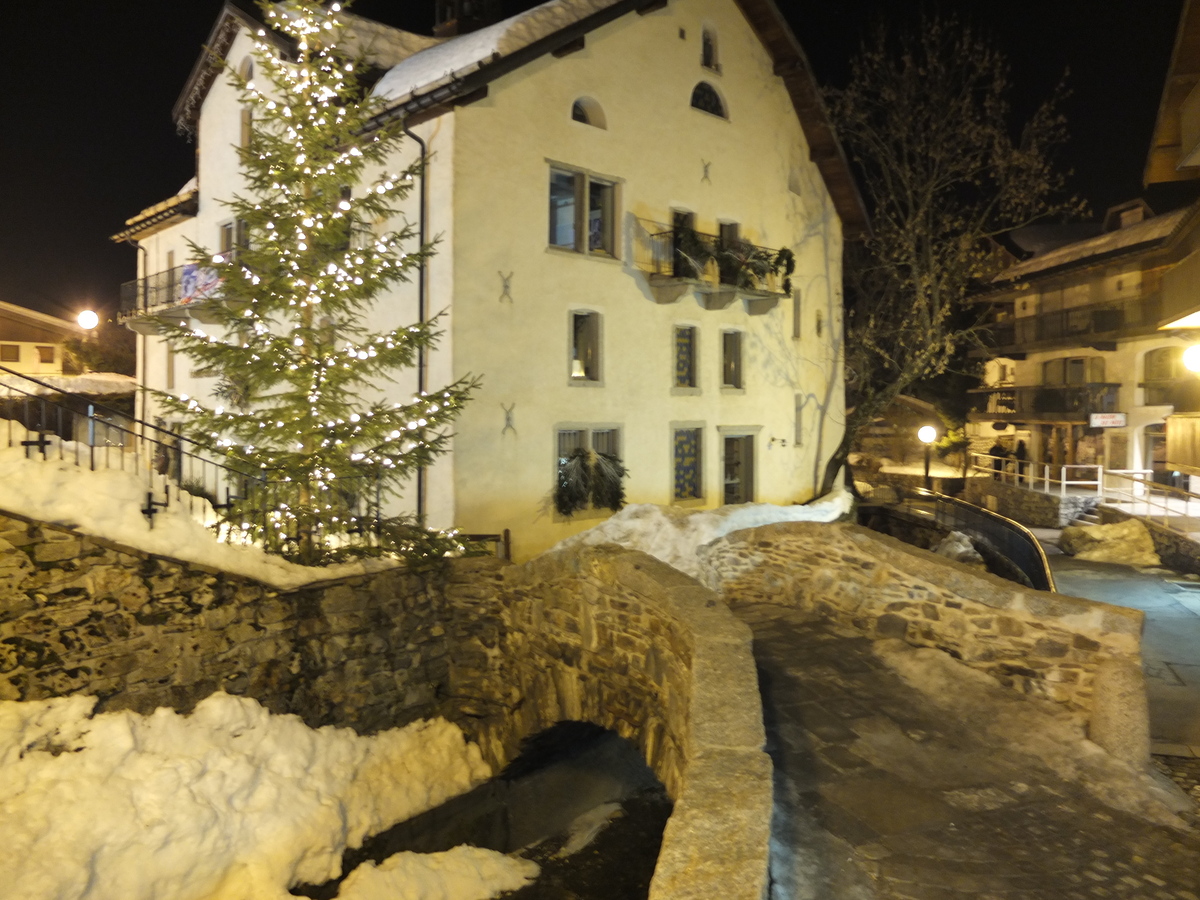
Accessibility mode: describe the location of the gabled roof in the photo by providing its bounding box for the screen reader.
[0,300,85,338]
[170,0,868,239]
[1146,0,1200,185]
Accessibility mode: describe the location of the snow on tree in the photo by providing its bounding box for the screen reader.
[154,0,477,564]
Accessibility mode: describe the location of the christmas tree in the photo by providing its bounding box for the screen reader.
[154,0,477,565]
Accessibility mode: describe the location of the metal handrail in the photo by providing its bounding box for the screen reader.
[1099,470,1200,538]
[899,486,1056,592]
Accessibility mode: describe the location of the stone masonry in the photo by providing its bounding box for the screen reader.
[698,522,1144,715]
[964,476,1098,528]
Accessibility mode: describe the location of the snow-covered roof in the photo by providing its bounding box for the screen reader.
[372,0,617,104]
[0,372,136,399]
[996,206,1192,283]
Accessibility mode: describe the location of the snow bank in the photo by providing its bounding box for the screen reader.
[337,847,539,900]
[552,490,852,579]
[0,446,396,589]
[0,693,501,900]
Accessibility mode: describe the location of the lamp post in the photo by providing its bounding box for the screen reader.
[918,425,937,491]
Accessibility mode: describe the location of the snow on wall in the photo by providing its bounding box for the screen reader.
[0,692,534,900]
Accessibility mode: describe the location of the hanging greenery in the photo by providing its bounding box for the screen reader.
[553,448,628,517]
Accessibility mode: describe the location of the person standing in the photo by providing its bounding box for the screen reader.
[1014,440,1028,485]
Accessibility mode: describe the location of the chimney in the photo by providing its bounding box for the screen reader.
[434,0,502,36]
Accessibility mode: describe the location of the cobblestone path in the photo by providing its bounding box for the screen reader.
[736,602,1200,900]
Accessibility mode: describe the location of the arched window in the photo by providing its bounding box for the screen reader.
[570,97,606,129]
[690,82,726,119]
[701,28,719,71]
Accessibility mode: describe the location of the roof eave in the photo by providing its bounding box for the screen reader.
[1146,0,1200,186]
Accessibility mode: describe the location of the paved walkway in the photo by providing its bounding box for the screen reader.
[1031,530,1200,753]
[736,602,1200,900]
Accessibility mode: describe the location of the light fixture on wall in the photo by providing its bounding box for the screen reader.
[571,355,586,378]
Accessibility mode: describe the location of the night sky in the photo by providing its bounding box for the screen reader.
[0,0,1189,322]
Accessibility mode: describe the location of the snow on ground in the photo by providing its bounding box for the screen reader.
[0,692,535,900]
[337,847,539,900]
[874,639,1195,829]
[0,446,396,589]
[552,489,852,580]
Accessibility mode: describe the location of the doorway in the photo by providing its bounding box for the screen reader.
[723,435,754,504]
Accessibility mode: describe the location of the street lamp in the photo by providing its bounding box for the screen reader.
[918,425,937,491]
[77,310,99,331]
[1185,344,1200,373]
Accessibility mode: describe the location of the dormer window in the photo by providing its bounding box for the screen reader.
[701,28,720,71]
[690,82,726,119]
[570,97,606,129]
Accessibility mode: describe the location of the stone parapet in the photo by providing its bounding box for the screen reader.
[963,477,1098,528]
[698,522,1144,717]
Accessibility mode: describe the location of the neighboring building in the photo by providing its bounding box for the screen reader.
[114,0,866,560]
[0,300,84,376]
[968,200,1200,483]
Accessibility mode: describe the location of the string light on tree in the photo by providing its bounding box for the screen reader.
[151,0,478,565]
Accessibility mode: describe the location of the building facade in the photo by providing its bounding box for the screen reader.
[115,0,864,560]
[0,300,85,377]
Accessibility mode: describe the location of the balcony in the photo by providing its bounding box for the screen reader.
[968,383,1121,423]
[632,218,792,310]
[986,293,1162,355]
[118,262,227,333]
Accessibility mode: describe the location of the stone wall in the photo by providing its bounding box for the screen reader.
[1097,506,1200,576]
[963,477,1098,528]
[698,522,1144,713]
[0,511,771,900]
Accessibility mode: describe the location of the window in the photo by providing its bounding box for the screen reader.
[570,311,601,382]
[240,107,253,148]
[674,326,697,388]
[723,435,755,504]
[1043,356,1104,385]
[166,250,177,304]
[217,219,249,262]
[555,426,625,516]
[36,346,54,364]
[673,427,703,501]
[570,97,606,129]
[548,167,616,257]
[690,82,726,118]
[701,28,720,71]
[792,291,802,340]
[1143,346,1184,405]
[0,344,19,363]
[722,330,743,388]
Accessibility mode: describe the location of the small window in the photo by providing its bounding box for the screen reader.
[571,311,601,382]
[555,426,626,516]
[570,97,606,129]
[673,427,703,501]
[722,331,743,388]
[0,344,19,363]
[691,82,726,118]
[36,346,55,364]
[674,326,697,388]
[549,167,616,257]
[701,29,720,71]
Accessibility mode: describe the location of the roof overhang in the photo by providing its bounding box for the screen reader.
[1146,0,1200,185]
[110,189,200,243]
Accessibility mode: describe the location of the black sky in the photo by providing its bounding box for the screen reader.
[0,1,1188,321]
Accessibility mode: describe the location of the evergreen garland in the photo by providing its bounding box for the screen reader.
[152,0,478,564]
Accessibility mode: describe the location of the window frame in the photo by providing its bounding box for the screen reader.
[547,164,619,259]
[722,329,744,390]
[719,429,758,505]
[671,423,706,505]
[0,344,20,363]
[569,310,603,386]
[554,423,625,520]
[672,324,700,393]
[36,346,55,365]
[690,81,728,119]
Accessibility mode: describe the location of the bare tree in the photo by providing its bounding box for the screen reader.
[820,15,1083,495]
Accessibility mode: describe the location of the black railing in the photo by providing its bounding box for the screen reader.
[989,293,1162,351]
[632,218,788,294]
[968,383,1120,420]
[119,261,226,317]
[889,487,1055,592]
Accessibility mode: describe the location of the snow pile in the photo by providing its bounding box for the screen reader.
[0,446,397,589]
[1059,518,1161,567]
[0,371,137,397]
[338,847,538,900]
[932,531,986,569]
[0,692,511,900]
[553,490,852,579]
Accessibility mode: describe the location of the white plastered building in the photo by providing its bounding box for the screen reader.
[115,0,866,560]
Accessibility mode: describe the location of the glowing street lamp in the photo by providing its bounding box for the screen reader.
[1185,344,1200,373]
[77,310,99,331]
[918,425,937,491]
